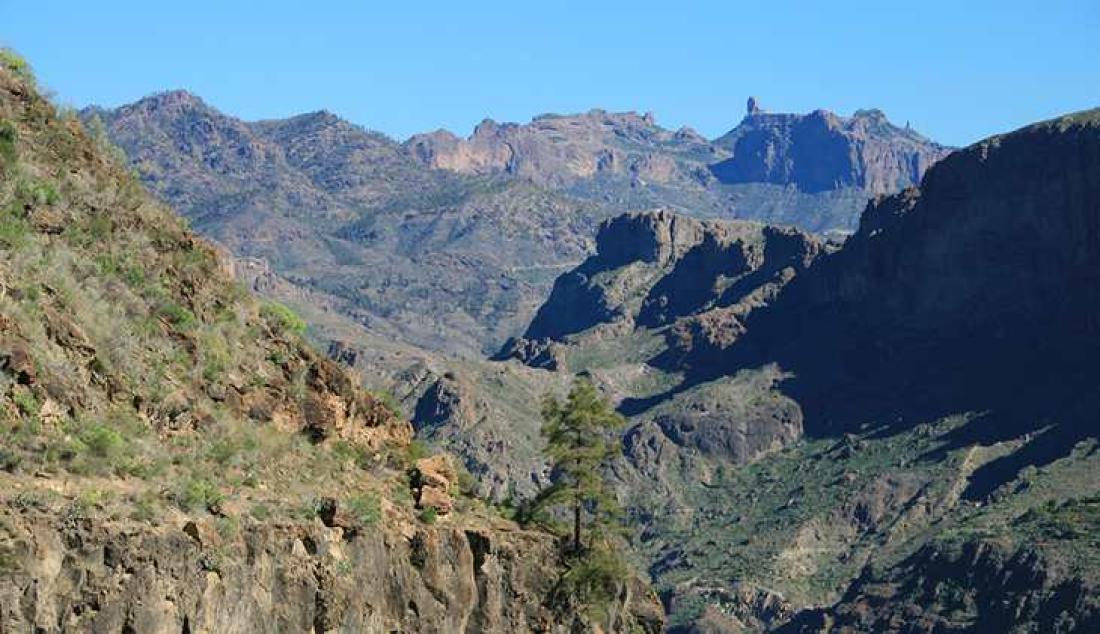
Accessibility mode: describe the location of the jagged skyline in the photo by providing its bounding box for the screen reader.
[3,0,1097,146]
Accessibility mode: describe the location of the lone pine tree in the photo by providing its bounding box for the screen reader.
[536,377,626,554]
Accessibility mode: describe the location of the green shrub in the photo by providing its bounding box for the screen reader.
[261,301,307,336]
[160,301,197,329]
[174,478,225,512]
[347,493,382,527]
[0,448,22,473]
[122,263,146,287]
[11,389,40,419]
[215,516,239,540]
[0,214,28,249]
[130,492,160,523]
[0,49,33,82]
[418,507,438,525]
[558,545,629,615]
[367,388,402,417]
[206,438,238,466]
[331,440,372,467]
[20,180,58,206]
[405,439,430,464]
[200,333,231,382]
[80,423,125,460]
[454,464,478,498]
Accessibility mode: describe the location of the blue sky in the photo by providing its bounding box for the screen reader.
[2,0,1097,146]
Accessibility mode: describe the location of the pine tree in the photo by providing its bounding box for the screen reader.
[536,377,626,554]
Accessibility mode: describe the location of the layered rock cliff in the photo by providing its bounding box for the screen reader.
[0,509,571,633]
[406,110,719,191]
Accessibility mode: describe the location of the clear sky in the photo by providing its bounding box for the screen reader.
[2,0,1097,147]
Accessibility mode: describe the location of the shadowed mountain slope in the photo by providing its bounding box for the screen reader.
[504,109,1100,631]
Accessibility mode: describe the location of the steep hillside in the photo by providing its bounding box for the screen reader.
[499,110,1100,631]
[0,55,662,633]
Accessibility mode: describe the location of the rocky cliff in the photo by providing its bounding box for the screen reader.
[711,100,951,195]
[407,109,719,191]
[710,107,1100,440]
[407,99,949,232]
[0,508,573,633]
[500,209,826,366]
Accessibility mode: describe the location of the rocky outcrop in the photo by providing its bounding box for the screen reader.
[507,209,824,363]
[0,507,610,633]
[412,454,459,515]
[711,101,951,195]
[405,109,718,190]
[407,103,947,202]
[665,582,794,633]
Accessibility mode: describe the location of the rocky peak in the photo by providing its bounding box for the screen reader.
[594,209,705,268]
[506,209,823,349]
[125,89,209,116]
[747,96,763,115]
[711,104,951,194]
[403,108,717,188]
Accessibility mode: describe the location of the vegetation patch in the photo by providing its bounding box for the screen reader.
[261,301,307,336]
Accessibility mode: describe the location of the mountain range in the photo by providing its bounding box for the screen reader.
[82,92,948,361]
[43,64,1100,632]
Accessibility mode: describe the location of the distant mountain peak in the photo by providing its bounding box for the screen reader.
[129,89,209,113]
[712,104,951,194]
